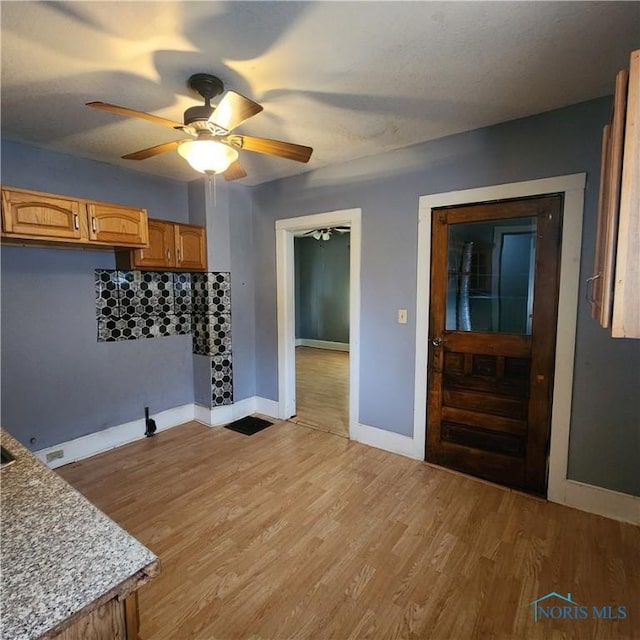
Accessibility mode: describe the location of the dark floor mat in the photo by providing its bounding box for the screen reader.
[224,416,274,436]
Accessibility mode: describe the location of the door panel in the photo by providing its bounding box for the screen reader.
[87,203,148,247]
[426,195,563,495]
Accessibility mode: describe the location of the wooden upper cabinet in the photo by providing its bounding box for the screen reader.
[1,189,84,240]
[1,186,150,250]
[116,219,207,272]
[87,202,148,248]
[590,49,639,338]
[128,219,176,269]
[175,223,207,271]
[611,50,640,338]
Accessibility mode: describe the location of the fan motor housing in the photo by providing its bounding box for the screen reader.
[183,105,215,125]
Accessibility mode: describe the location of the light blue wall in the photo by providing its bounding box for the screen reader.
[188,177,256,402]
[2,140,189,222]
[228,186,256,401]
[1,141,194,449]
[3,98,639,497]
[295,234,350,343]
[251,97,640,496]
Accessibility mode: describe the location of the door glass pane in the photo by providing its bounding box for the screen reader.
[446,217,536,334]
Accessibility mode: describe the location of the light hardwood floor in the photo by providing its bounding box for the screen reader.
[58,421,640,640]
[293,346,349,437]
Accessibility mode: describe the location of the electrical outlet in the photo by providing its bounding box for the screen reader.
[398,309,408,324]
[46,449,64,463]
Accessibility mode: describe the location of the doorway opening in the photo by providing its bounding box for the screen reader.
[292,228,351,437]
[276,209,361,437]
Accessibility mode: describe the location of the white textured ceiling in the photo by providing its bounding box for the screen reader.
[1,2,638,186]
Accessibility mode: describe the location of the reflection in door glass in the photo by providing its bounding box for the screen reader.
[446,217,536,334]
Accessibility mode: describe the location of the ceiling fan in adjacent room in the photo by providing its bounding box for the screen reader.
[86,73,313,181]
[302,227,350,241]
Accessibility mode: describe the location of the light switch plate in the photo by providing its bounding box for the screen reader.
[398,309,407,324]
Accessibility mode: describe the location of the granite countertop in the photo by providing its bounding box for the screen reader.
[0,429,160,639]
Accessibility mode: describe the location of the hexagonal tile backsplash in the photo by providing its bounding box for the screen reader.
[95,269,231,353]
[96,269,233,406]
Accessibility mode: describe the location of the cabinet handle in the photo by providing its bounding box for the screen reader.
[585,273,601,304]
[177,248,182,263]
[73,214,79,230]
[91,217,98,234]
[166,249,171,262]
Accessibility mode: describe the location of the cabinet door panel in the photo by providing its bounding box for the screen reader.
[130,220,175,269]
[175,224,207,271]
[1,189,84,240]
[87,203,148,247]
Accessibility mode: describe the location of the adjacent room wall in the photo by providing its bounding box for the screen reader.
[295,234,350,344]
[252,97,640,497]
[1,141,194,449]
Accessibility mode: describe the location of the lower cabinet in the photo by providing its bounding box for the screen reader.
[116,219,207,272]
[52,592,140,640]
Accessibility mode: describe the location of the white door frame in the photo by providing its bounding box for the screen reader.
[413,174,585,502]
[276,208,361,435]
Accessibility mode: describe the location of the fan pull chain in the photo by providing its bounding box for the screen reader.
[206,172,217,208]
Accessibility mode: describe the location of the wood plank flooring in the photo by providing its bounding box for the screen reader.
[58,421,640,640]
[293,346,349,437]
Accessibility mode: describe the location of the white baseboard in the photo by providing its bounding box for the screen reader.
[35,404,196,469]
[254,397,281,417]
[195,396,280,427]
[36,397,281,469]
[350,422,419,459]
[549,478,640,525]
[295,338,349,352]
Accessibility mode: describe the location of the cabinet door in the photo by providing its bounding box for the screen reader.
[175,224,207,271]
[87,203,148,247]
[1,188,85,240]
[51,596,126,639]
[129,220,175,269]
[612,50,640,338]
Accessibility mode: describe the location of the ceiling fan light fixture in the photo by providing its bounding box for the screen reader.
[178,139,238,174]
[312,230,322,240]
[321,230,331,241]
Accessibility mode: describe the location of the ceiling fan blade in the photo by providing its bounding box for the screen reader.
[122,140,182,161]
[208,91,263,132]
[86,101,184,129]
[227,135,312,163]
[223,161,247,181]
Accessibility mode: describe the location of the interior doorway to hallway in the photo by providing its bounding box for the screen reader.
[292,228,350,437]
[276,209,362,438]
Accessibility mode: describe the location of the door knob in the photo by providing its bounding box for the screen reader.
[431,337,443,347]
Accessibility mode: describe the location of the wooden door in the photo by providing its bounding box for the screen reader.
[130,220,176,269]
[426,195,563,495]
[87,202,148,247]
[174,223,207,271]
[1,188,84,240]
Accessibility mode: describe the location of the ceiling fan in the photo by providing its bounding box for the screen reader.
[302,227,350,241]
[86,73,313,181]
